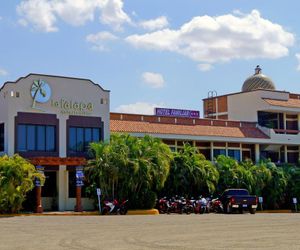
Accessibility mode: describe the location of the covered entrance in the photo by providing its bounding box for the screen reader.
[29,157,87,213]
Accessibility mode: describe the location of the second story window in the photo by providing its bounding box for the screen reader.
[17,124,56,152]
[68,127,100,153]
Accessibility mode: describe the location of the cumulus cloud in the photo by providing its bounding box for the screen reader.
[197,63,213,72]
[142,72,165,88]
[0,68,8,76]
[115,102,165,115]
[139,16,169,31]
[86,31,118,51]
[296,53,300,71]
[17,0,131,32]
[126,10,294,64]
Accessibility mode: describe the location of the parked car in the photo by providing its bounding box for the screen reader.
[217,189,258,214]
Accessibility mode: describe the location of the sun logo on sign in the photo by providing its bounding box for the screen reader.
[31,80,52,110]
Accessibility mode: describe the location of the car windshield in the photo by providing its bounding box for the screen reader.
[223,190,249,196]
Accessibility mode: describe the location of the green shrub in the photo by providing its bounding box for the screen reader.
[0,155,44,213]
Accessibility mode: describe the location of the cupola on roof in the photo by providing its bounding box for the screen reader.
[242,65,276,92]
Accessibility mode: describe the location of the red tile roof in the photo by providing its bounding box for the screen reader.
[263,98,300,109]
[110,119,269,139]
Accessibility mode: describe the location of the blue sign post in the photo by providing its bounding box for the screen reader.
[75,166,84,212]
[35,165,44,187]
[76,167,84,187]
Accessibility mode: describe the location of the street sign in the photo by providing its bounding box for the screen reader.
[97,188,101,196]
[258,197,263,203]
[97,188,101,214]
[293,198,297,204]
[76,169,84,187]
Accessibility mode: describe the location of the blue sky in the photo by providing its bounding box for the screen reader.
[0,0,300,116]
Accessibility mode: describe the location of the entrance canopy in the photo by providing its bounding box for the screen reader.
[29,157,87,166]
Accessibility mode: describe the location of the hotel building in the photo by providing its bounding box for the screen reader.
[1,66,300,212]
[111,66,300,165]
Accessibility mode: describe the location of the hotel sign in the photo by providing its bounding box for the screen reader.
[31,80,94,116]
[51,99,94,116]
[155,108,200,118]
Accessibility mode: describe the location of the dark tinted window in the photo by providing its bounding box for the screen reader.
[69,127,76,151]
[37,126,45,151]
[17,125,26,151]
[76,128,84,152]
[228,149,241,161]
[17,124,56,152]
[69,127,101,153]
[46,126,55,151]
[213,149,226,158]
[27,125,35,151]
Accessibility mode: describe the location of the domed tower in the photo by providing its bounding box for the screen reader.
[242,65,276,92]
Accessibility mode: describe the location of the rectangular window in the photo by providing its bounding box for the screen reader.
[228,149,241,161]
[37,126,46,151]
[17,125,27,151]
[69,127,76,152]
[69,127,101,153]
[213,149,226,158]
[46,126,55,151]
[17,124,56,152]
[0,123,4,151]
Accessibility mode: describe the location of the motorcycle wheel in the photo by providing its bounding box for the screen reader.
[102,208,109,215]
[120,207,127,215]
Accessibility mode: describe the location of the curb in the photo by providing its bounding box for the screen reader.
[0,209,159,217]
[127,209,159,215]
[257,210,293,214]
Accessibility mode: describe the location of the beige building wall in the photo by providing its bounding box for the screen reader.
[227,90,289,122]
[0,74,110,211]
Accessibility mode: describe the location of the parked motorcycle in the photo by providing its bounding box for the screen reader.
[157,197,170,214]
[209,198,223,213]
[102,199,128,215]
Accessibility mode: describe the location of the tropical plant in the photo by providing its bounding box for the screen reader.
[85,134,173,209]
[261,161,289,209]
[215,155,254,193]
[163,144,219,197]
[0,155,45,213]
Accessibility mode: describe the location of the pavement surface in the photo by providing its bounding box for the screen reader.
[0,213,300,250]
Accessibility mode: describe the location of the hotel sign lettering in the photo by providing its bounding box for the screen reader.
[155,108,200,118]
[51,99,94,116]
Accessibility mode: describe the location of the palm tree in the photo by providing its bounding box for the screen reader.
[31,80,46,108]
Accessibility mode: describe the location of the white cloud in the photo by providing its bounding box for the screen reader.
[126,10,294,64]
[0,68,8,76]
[139,16,169,31]
[296,53,300,71]
[197,63,213,72]
[86,31,118,51]
[100,0,131,31]
[17,0,57,32]
[17,0,131,32]
[142,72,165,88]
[115,102,165,115]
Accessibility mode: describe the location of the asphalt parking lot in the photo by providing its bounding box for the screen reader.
[0,213,300,250]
